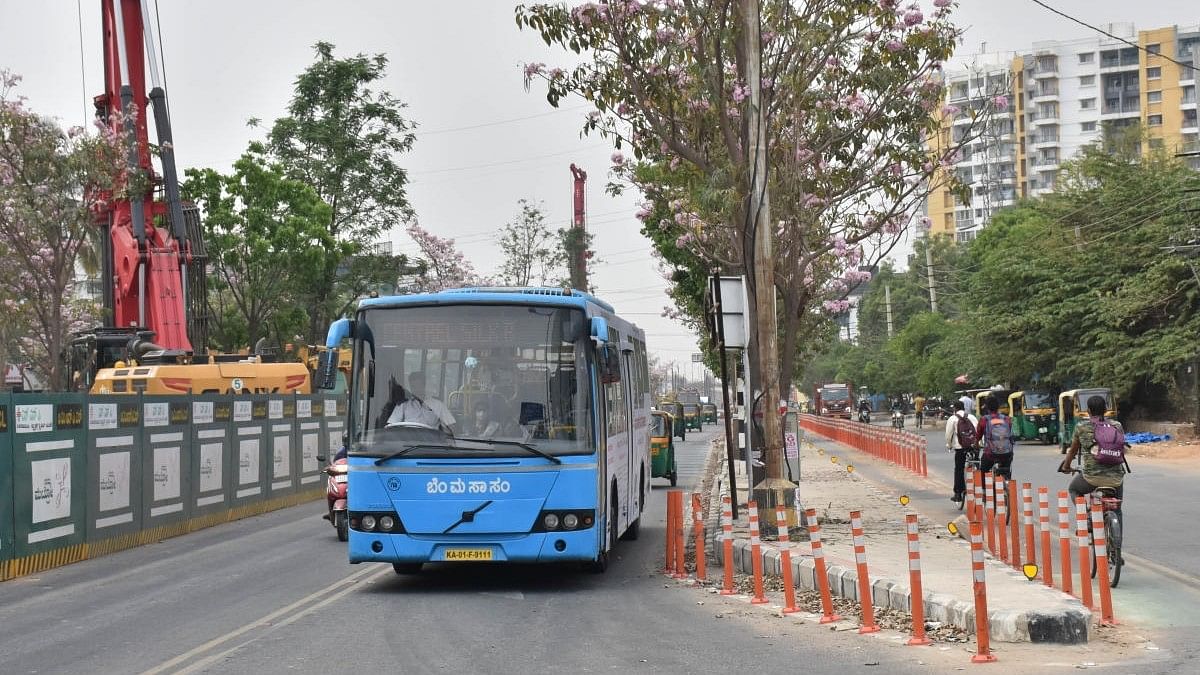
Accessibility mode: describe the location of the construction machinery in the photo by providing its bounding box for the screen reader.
[64,0,309,395]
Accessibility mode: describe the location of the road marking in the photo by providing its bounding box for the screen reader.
[140,564,385,675]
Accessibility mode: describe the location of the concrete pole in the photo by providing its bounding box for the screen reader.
[885,284,895,338]
[743,0,787,491]
[925,241,939,313]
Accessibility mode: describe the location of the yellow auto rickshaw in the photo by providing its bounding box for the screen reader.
[975,388,1014,416]
[1057,388,1117,453]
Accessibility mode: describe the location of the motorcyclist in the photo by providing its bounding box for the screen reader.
[858,397,872,422]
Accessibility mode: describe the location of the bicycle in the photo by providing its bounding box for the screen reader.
[957,446,980,511]
[1072,471,1123,588]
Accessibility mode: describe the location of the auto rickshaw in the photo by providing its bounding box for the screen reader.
[1008,390,1056,444]
[682,403,703,431]
[975,388,1014,416]
[649,410,678,486]
[1057,388,1117,453]
[658,400,687,440]
[702,403,718,424]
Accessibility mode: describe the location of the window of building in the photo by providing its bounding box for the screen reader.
[1147,90,1162,103]
[1081,121,1097,132]
[1147,67,1161,79]
[1079,98,1095,110]
[1146,44,1161,55]
[1079,75,1095,87]
[1079,52,1094,64]
[1149,138,1164,149]
[1148,114,1163,126]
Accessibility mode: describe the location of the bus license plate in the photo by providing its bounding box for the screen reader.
[1038,427,1048,433]
[445,549,493,561]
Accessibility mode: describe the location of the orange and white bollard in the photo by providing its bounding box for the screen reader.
[1038,486,1054,588]
[674,491,687,579]
[748,501,768,604]
[973,469,985,524]
[1009,481,1021,569]
[1058,491,1073,595]
[805,508,842,624]
[969,520,997,663]
[1075,497,1093,609]
[965,470,976,523]
[665,490,678,575]
[776,504,799,614]
[720,495,735,595]
[920,442,928,477]
[850,510,880,633]
[904,513,932,646]
[1022,483,1036,567]
[1090,502,1117,625]
[692,493,706,582]
[996,478,1009,564]
[984,473,997,555]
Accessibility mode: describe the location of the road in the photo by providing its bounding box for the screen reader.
[0,425,948,675]
[853,415,1200,661]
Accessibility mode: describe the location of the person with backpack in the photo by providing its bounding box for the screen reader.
[976,395,1015,480]
[944,399,978,503]
[1058,395,1127,502]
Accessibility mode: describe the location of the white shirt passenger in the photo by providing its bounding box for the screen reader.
[387,397,456,429]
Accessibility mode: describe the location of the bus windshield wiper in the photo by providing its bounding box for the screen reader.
[454,438,563,465]
[373,444,454,465]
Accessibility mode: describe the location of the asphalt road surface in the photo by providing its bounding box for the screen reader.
[1,425,949,675]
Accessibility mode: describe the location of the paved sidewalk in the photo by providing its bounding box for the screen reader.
[705,431,1092,644]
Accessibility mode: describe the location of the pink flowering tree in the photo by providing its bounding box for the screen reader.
[0,71,123,388]
[405,223,488,292]
[517,0,1002,392]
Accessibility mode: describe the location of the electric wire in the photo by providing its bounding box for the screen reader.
[1029,0,1199,74]
[76,0,88,127]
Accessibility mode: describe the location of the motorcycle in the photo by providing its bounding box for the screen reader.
[324,457,349,541]
[891,409,905,430]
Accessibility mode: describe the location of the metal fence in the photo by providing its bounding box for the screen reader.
[1,392,344,580]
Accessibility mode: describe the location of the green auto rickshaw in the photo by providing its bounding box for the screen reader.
[1008,390,1057,444]
[1058,388,1117,453]
[658,400,687,440]
[682,403,703,431]
[975,388,1014,416]
[702,403,718,424]
[650,410,678,486]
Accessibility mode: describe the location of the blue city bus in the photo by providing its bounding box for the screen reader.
[317,287,652,574]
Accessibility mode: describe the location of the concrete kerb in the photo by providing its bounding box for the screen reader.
[701,436,1091,644]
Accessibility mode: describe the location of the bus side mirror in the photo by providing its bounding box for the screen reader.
[590,316,608,346]
[601,343,622,384]
[315,350,339,390]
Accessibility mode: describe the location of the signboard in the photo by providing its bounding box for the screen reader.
[712,276,748,349]
[784,431,799,459]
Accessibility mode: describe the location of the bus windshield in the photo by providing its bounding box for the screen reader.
[349,304,594,457]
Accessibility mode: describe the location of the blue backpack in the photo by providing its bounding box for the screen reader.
[982,414,1014,455]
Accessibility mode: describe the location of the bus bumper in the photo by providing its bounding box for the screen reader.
[348,527,600,564]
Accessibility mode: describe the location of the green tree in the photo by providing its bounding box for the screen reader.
[182,148,333,351]
[265,42,416,339]
[497,200,566,286]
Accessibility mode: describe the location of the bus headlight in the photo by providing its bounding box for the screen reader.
[563,514,579,529]
[361,515,377,531]
[379,515,396,532]
[543,513,560,530]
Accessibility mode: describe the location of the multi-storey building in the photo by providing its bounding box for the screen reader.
[928,22,1200,241]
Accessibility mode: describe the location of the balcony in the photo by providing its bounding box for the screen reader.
[1031,88,1059,102]
[1101,101,1141,117]
[1032,65,1059,79]
[1031,136,1060,149]
[1030,113,1059,126]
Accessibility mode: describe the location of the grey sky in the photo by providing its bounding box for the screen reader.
[0,1,1195,369]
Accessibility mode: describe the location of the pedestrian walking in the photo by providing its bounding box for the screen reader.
[958,391,975,416]
[945,399,979,503]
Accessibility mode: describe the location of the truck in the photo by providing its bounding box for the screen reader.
[814,382,854,419]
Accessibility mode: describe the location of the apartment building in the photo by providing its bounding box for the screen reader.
[928,22,1200,241]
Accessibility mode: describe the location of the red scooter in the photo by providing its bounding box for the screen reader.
[324,458,348,541]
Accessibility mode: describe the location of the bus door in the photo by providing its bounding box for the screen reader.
[621,342,636,527]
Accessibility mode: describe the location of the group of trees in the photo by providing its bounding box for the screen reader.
[803,144,1200,423]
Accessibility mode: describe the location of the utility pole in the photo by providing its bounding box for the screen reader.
[925,240,939,313]
[569,164,588,291]
[885,284,895,338]
[744,0,790,502]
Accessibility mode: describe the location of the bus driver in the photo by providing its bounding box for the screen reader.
[381,372,456,430]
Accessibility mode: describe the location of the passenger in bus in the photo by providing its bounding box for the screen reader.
[467,401,501,439]
[380,372,457,430]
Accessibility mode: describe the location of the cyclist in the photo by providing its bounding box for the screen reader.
[913,392,926,428]
[944,399,978,504]
[1058,395,1126,506]
[976,395,1015,481]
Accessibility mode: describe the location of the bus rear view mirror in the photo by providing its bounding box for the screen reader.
[602,343,621,384]
[316,350,339,390]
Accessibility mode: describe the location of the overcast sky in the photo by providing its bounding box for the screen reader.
[1,1,1195,370]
